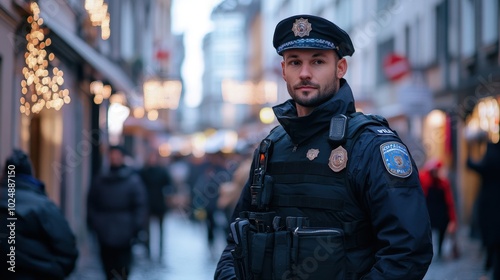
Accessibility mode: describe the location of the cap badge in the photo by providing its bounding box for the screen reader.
[329,146,348,172]
[306,148,319,161]
[292,18,312,37]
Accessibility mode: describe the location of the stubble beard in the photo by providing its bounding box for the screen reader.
[288,78,339,108]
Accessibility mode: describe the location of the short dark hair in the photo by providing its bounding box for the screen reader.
[4,149,33,176]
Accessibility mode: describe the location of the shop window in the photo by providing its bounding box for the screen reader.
[466,97,500,144]
[481,0,498,46]
[435,1,448,62]
[376,37,394,84]
[460,0,476,58]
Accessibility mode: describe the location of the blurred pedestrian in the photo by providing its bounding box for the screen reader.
[191,151,230,257]
[87,145,148,280]
[138,150,174,261]
[467,140,500,280]
[419,158,458,259]
[0,149,78,279]
[217,155,252,226]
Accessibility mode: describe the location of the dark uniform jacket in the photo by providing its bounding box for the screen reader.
[214,79,433,280]
[87,165,148,248]
[0,175,78,279]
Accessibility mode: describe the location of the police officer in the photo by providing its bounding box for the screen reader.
[214,14,433,280]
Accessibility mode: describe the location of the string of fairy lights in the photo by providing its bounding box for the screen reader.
[84,0,111,40]
[20,2,70,116]
[20,1,182,123]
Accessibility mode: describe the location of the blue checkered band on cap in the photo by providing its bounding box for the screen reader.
[277,38,336,55]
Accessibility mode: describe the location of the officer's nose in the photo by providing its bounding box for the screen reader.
[299,65,312,80]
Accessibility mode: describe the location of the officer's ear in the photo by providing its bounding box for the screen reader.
[281,59,286,80]
[336,57,347,79]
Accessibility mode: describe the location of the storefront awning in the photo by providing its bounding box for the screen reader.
[40,12,138,106]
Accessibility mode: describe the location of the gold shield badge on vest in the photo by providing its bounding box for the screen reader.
[329,146,348,172]
[306,149,319,160]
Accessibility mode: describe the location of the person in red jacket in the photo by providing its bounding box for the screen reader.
[419,158,458,259]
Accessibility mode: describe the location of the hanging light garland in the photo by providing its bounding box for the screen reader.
[89,80,112,104]
[20,2,70,116]
[84,0,111,40]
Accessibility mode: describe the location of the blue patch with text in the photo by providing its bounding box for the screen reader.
[380,141,412,178]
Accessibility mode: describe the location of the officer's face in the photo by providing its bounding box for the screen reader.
[281,49,347,117]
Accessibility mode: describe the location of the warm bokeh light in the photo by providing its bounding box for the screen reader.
[85,0,111,40]
[147,109,159,121]
[221,79,277,105]
[259,107,275,124]
[133,107,145,118]
[143,79,182,111]
[427,109,446,127]
[90,80,112,104]
[20,2,70,116]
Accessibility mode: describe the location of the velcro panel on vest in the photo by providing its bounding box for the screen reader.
[272,195,344,211]
[268,162,333,176]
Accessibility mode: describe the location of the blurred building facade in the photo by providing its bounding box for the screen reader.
[0,0,182,248]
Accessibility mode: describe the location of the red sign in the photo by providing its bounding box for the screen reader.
[155,49,170,61]
[383,53,411,81]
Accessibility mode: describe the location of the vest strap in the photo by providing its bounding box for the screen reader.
[272,195,344,211]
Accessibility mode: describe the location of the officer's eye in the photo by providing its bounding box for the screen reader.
[288,60,301,66]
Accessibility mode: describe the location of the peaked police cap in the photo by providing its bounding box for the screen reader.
[273,14,355,57]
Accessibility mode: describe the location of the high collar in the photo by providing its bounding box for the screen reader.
[272,78,356,145]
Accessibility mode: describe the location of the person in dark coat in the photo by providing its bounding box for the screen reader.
[87,145,148,280]
[467,141,500,280]
[191,151,231,258]
[139,151,174,261]
[0,149,78,279]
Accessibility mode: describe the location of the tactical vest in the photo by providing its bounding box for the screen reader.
[230,112,393,280]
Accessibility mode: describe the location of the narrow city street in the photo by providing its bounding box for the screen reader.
[69,210,491,280]
[69,210,227,280]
